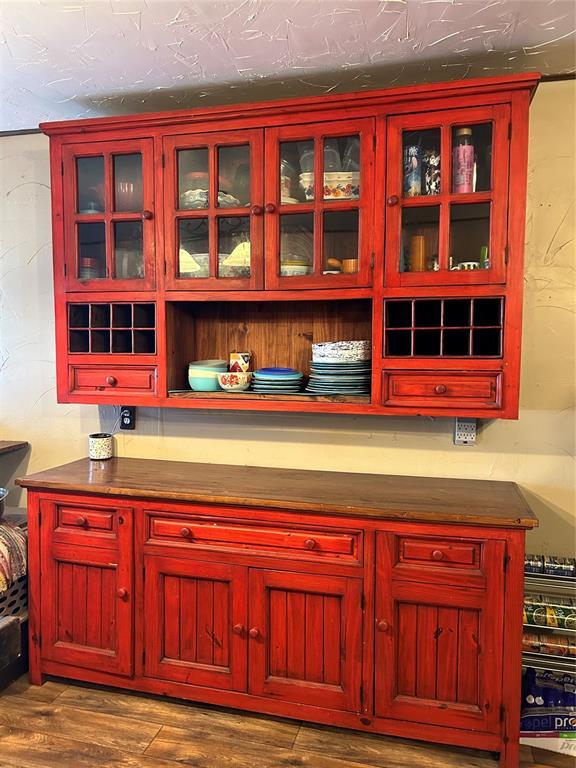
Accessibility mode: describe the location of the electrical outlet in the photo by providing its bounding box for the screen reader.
[454,418,476,446]
[120,406,136,430]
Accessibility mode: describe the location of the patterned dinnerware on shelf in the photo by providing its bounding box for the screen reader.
[217,372,253,392]
[311,340,371,363]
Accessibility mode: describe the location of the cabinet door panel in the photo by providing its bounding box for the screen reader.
[40,505,133,676]
[143,555,247,691]
[63,139,155,291]
[264,119,375,290]
[249,570,362,712]
[163,129,264,291]
[384,105,509,287]
[375,533,505,732]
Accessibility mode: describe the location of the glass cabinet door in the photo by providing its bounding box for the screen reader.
[264,119,374,289]
[384,105,509,286]
[163,130,263,290]
[63,139,155,290]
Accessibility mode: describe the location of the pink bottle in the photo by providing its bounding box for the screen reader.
[452,127,474,193]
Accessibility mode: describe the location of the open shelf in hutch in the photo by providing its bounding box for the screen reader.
[43,72,539,418]
[166,299,372,404]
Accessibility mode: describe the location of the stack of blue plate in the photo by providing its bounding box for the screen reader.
[252,367,304,394]
[305,360,371,395]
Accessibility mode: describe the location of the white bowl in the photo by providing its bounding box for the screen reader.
[312,340,371,362]
[280,264,312,276]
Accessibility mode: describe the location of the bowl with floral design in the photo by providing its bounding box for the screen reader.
[217,371,253,392]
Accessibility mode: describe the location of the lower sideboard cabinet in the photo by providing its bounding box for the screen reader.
[19,459,538,768]
[38,499,134,677]
[375,532,506,734]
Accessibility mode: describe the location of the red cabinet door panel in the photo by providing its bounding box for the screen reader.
[62,138,156,292]
[384,105,510,287]
[143,555,248,692]
[375,533,505,732]
[40,504,133,676]
[163,129,264,291]
[248,569,363,712]
[264,119,375,290]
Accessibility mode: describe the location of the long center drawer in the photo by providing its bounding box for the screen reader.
[146,513,362,564]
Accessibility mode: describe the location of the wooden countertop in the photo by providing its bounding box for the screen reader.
[17,457,537,529]
[0,441,28,456]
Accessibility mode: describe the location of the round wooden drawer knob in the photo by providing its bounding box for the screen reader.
[249,627,260,639]
[117,588,128,599]
[180,527,192,538]
[387,195,399,206]
[434,384,447,395]
[250,204,263,216]
[432,549,444,561]
[142,210,153,220]
[264,202,276,214]
[75,516,87,526]
[376,620,389,632]
[106,376,118,387]
[232,624,245,636]
[304,539,317,550]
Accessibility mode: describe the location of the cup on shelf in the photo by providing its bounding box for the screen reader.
[341,258,358,274]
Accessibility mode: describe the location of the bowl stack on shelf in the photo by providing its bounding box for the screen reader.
[252,368,304,394]
[305,340,371,396]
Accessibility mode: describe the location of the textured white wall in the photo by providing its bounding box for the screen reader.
[0,80,574,555]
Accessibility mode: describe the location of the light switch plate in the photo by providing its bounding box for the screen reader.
[454,418,477,445]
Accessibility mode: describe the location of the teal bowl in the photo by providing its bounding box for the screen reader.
[188,374,221,391]
[188,362,227,391]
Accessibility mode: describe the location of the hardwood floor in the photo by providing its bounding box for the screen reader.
[0,676,571,768]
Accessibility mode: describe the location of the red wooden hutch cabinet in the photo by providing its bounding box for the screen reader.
[43,73,538,417]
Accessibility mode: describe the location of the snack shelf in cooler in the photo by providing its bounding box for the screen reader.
[524,623,576,635]
[522,652,576,675]
[525,573,576,593]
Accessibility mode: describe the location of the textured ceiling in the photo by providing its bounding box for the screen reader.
[0,0,575,131]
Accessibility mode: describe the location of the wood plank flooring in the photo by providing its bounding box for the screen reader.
[0,676,572,768]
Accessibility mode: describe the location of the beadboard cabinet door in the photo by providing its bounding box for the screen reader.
[374,533,505,733]
[143,555,248,691]
[248,569,363,712]
[39,502,134,676]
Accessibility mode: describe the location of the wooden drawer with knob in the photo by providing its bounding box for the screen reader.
[52,503,122,548]
[68,365,157,396]
[381,371,501,410]
[388,533,487,588]
[147,514,362,565]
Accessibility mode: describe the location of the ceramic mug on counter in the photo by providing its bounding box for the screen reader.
[88,433,114,460]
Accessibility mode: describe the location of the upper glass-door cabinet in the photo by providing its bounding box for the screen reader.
[163,129,264,290]
[264,119,375,290]
[63,139,155,291]
[384,106,510,287]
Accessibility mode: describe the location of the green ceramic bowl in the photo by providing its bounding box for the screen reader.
[188,360,228,391]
